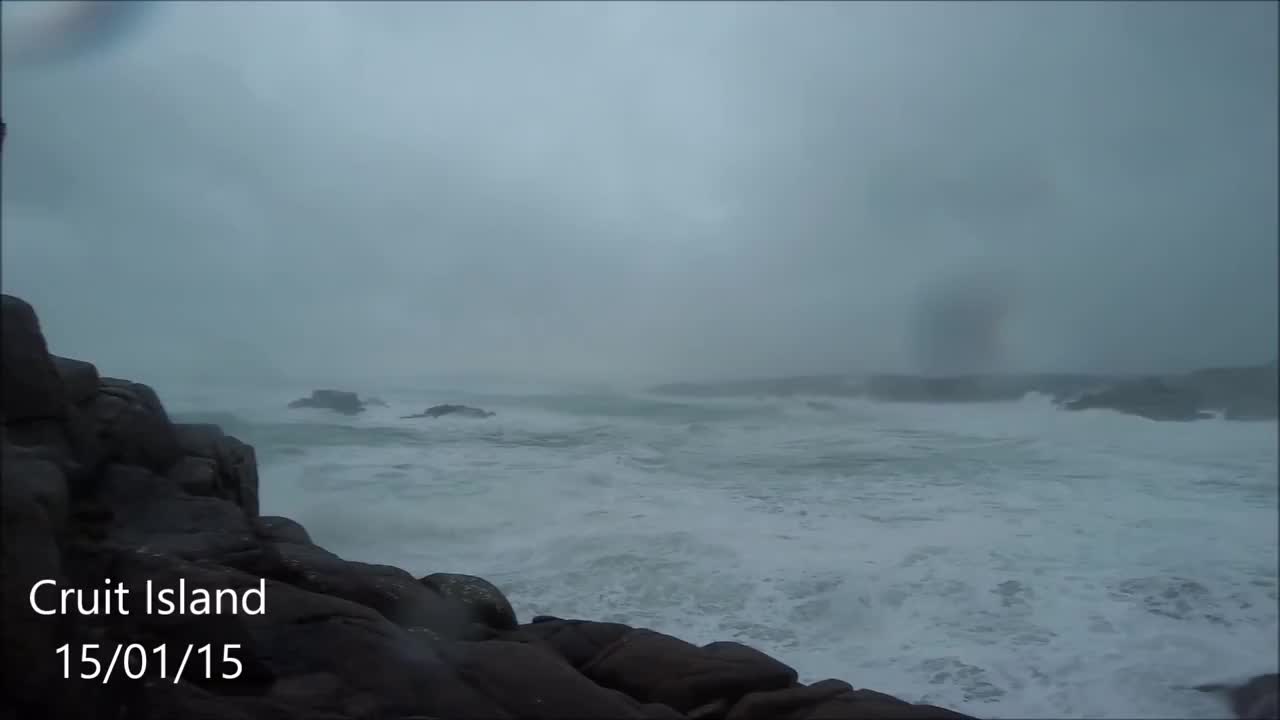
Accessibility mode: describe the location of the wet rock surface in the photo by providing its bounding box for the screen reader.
[2,293,977,719]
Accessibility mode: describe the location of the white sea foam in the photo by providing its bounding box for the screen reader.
[164,383,1278,719]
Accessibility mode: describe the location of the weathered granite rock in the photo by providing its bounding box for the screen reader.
[264,540,482,638]
[726,678,856,720]
[253,515,313,545]
[52,355,100,405]
[581,629,798,712]
[0,293,983,720]
[172,423,260,517]
[0,452,69,709]
[167,454,221,497]
[420,572,518,632]
[107,550,448,716]
[1,295,67,422]
[96,463,264,569]
[88,379,183,473]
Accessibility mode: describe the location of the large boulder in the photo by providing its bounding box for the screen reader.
[51,355,100,405]
[96,463,265,569]
[107,549,450,717]
[252,515,313,545]
[287,390,365,415]
[262,541,485,638]
[0,451,70,709]
[513,617,974,720]
[88,379,183,473]
[1,295,67,422]
[172,423,260,517]
[420,572,519,633]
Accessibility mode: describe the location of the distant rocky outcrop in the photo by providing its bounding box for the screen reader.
[1179,364,1278,420]
[1058,364,1276,422]
[401,404,495,419]
[1063,376,1212,421]
[7,294,977,719]
[364,396,389,408]
[651,366,1276,422]
[862,374,1028,404]
[651,373,1112,404]
[287,389,365,415]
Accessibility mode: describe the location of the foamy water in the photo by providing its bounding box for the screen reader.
[161,381,1278,719]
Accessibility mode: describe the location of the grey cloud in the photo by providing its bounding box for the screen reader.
[1,0,1274,384]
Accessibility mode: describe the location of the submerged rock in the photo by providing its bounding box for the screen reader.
[401,404,495,419]
[287,389,365,415]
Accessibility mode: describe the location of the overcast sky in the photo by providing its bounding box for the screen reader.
[2,1,1275,385]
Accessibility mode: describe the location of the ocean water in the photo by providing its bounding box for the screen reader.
[161,380,1278,719]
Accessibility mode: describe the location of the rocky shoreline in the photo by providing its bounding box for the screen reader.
[652,366,1278,422]
[1,294,975,719]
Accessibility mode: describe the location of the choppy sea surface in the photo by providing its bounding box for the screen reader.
[160,380,1278,719]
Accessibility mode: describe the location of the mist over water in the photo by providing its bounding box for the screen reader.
[1,1,1276,383]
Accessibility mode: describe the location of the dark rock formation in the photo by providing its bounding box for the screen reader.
[652,367,1275,422]
[420,573,518,634]
[862,375,1028,404]
[650,373,1111,404]
[1,293,976,719]
[1057,363,1277,422]
[1194,673,1278,720]
[1063,376,1212,421]
[401,404,495,419]
[1179,364,1277,420]
[287,390,365,416]
[363,397,389,408]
